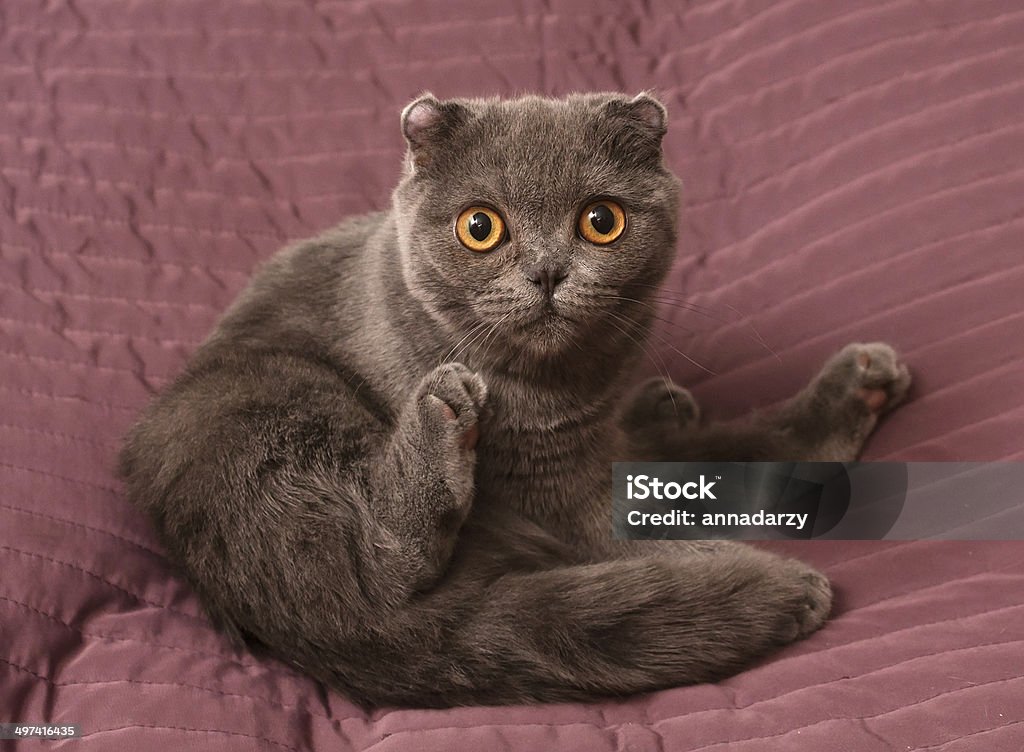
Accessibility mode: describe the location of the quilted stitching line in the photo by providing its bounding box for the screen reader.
[688,119,1024,256]
[675,211,1024,376]
[671,212,1024,395]
[0,280,223,312]
[679,268,1024,415]
[0,503,164,559]
[0,133,398,163]
[929,483,1024,538]
[881,403,1024,459]
[2,9,555,41]
[814,542,909,571]
[5,0,859,79]
[0,461,120,494]
[0,593,265,673]
[683,672,1024,751]
[0,167,345,215]
[2,241,254,277]
[690,71,1024,209]
[365,648,1024,746]
[671,636,1024,735]
[687,133,1024,283]
[0,51,542,80]
[695,11,1024,130]
[78,724,301,752]
[2,99,374,122]
[0,659,303,752]
[0,636,338,726]
[0,346,174,381]
[0,545,209,627]
[685,0,919,97]
[0,384,135,412]
[681,253,1024,413]
[0,314,203,347]
[894,303,1024,362]
[788,598,1024,665]
[13,203,289,240]
[694,41,1024,176]
[900,356,1024,406]
[913,719,1024,751]
[0,421,119,449]
[847,562,1024,615]
[60,678,336,726]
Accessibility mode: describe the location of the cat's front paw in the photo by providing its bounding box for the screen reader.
[413,363,488,521]
[815,342,911,417]
[621,378,700,453]
[418,362,488,454]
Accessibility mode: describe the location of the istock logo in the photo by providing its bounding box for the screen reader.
[626,474,718,501]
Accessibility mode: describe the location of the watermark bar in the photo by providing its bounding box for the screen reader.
[612,462,1024,540]
[0,724,80,739]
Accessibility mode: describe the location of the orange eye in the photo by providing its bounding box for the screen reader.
[578,200,626,245]
[455,206,506,252]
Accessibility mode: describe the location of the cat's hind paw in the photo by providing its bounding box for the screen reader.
[818,342,911,416]
[622,377,700,435]
[770,560,834,644]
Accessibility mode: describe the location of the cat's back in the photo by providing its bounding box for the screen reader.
[198,210,388,357]
[119,210,393,510]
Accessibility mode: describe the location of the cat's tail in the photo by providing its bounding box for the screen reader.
[315,545,831,707]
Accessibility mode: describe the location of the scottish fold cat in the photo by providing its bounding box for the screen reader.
[120,93,910,707]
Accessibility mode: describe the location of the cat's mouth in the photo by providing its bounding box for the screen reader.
[515,300,586,346]
[526,297,571,324]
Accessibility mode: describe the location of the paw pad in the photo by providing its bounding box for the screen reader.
[825,342,912,415]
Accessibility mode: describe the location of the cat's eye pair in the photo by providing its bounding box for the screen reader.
[454,199,627,253]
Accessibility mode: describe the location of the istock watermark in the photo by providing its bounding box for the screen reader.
[626,474,718,500]
[612,462,1024,540]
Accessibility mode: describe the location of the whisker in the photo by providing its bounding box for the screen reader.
[721,302,780,362]
[468,309,515,362]
[596,294,700,336]
[597,289,778,360]
[644,326,718,376]
[439,319,489,368]
[607,308,717,377]
[603,313,679,417]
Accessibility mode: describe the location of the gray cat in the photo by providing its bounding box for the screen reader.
[119,93,911,708]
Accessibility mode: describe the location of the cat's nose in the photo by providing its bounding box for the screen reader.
[524,263,568,298]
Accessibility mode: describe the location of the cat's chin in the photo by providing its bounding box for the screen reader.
[510,310,583,356]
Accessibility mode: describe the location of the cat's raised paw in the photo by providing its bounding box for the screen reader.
[819,342,911,415]
[418,363,488,451]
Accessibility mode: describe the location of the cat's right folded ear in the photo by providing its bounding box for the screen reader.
[401,94,469,169]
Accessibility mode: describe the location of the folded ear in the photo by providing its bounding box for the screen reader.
[401,94,470,169]
[603,92,668,138]
[625,93,668,135]
[599,92,669,166]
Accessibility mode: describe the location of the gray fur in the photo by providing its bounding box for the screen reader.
[120,93,911,708]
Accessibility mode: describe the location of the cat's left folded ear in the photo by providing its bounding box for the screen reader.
[401,94,470,168]
[613,92,668,138]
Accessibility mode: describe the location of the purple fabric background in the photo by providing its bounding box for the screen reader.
[2,0,1023,749]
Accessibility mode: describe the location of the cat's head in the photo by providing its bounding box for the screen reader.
[391,93,680,373]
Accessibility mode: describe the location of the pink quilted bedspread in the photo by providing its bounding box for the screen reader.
[2,1,1023,750]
